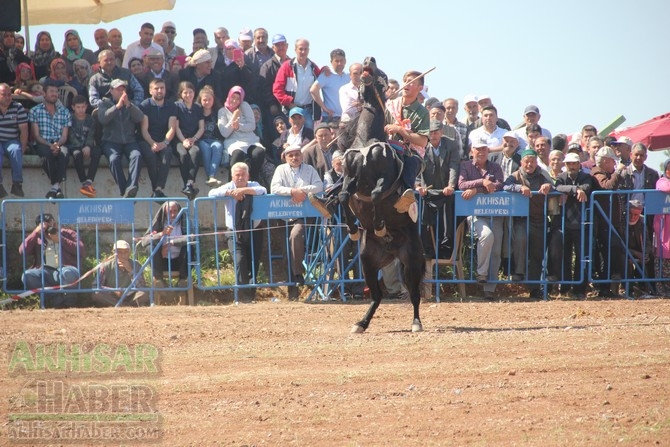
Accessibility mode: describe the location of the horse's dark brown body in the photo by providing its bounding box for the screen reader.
[338,58,425,332]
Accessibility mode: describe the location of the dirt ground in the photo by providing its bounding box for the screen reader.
[1,295,669,446]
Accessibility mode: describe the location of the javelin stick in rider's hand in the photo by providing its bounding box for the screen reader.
[395,67,437,92]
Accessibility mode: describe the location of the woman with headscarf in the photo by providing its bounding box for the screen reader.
[69,59,92,98]
[62,30,96,76]
[32,31,60,80]
[654,159,670,290]
[47,57,70,86]
[217,86,265,182]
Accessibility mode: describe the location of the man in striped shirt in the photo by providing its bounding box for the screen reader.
[0,83,27,197]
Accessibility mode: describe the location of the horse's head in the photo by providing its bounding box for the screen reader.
[361,56,388,107]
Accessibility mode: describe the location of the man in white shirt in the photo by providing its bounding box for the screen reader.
[122,22,164,69]
[271,144,323,299]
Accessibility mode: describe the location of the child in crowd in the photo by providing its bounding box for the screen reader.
[66,95,101,197]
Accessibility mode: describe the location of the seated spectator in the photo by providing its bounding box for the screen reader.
[218,86,266,183]
[270,144,324,300]
[69,59,93,98]
[67,95,100,197]
[178,49,221,99]
[47,57,70,86]
[503,149,553,299]
[170,55,187,75]
[13,62,36,92]
[197,86,225,187]
[88,50,144,109]
[0,31,30,86]
[19,213,84,308]
[61,30,97,76]
[174,81,204,200]
[139,78,177,199]
[12,81,44,105]
[325,150,344,190]
[219,39,254,101]
[92,240,148,307]
[128,57,145,77]
[0,82,27,197]
[302,122,334,180]
[276,107,314,157]
[141,201,190,288]
[269,115,289,164]
[208,162,267,301]
[136,48,179,102]
[14,34,26,55]
[98,78,145,197]
[31,31,60,80]
[29,80,71,198]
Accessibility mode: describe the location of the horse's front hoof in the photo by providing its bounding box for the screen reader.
[411,321,423,333]
[351,324,366,333]
[349,229,360,241]
[374,226,387,237]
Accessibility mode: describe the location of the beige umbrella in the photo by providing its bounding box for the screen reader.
[20,0,176,48]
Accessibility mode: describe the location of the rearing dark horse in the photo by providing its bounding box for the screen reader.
[338,57,425,333]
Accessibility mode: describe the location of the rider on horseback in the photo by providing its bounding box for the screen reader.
[309,67,429,219]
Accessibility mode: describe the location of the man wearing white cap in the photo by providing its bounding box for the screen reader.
[591,146,626,296]
[137,47,179,101]
[470,94,511,132]
[551,151,595,298]
[92,240,148,307]
[177,48,221,98]
[238,28,253,52]
[610,136,633,167]
[161,21,186,62]
[270,144,323,300]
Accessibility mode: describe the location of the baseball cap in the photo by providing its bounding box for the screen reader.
[429,120,443,132]
[239,28,253,41]
[524,105,540,115]
[283,144,302,154]
[272,33,287,45]
[143,47,163,58]
[477,94,491,103]
[503,130,518,141]
[161,21,176,30]
[35,213,55,226]
[610,136,633,146]
[110,78,128,89]
[463,94,478,104]
[289,107,305,117]
[564,152,581,163]
[114,240,131,250]
[567,142,583,153]
[595,146,617,160]
[472,136,489,148]
[520,149,538,158]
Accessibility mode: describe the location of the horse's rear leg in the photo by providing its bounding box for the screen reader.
[351,253,383,333]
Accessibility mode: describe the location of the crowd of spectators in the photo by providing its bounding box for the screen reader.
[2,22,670,302]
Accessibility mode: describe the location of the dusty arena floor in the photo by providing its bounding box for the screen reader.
[1,297,669,446]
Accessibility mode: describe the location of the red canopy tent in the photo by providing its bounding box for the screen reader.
[611,113,670,151]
